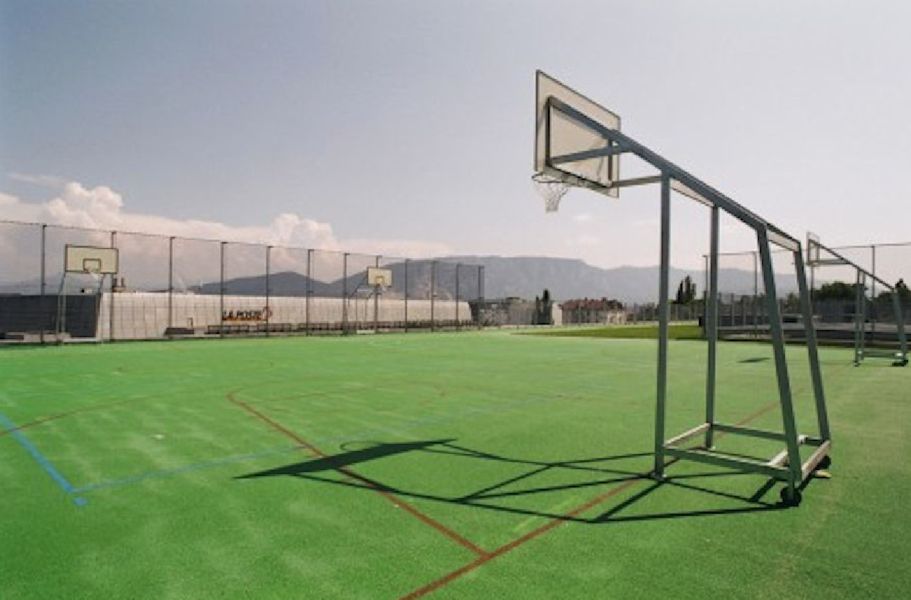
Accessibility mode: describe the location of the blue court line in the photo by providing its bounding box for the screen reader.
[0,411,84,505]
[72,444,302,494]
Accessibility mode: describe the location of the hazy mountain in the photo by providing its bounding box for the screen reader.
[1,256,800,304]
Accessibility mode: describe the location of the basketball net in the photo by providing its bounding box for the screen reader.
[532,173,570,213]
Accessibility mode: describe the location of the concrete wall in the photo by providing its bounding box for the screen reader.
[98,292,473,340]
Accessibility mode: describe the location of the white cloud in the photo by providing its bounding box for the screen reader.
[1,177,450,258]
[572,213,593,223]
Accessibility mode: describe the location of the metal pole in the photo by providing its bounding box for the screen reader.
[753,251,759,337]
[793,248,830,440]
[871,244,877,336]
[404,258,409,332]
[220,242,225,339]
[109,231,116,341]
[891,283,909,362]
[265,245,271,337]
[478,265,484,330]
[40,224,46,344]
[430,260,436,332]
[758,229,802,497]
[705,206,719,449]
[168,236,174,334]
[374,255,380,333]
[342,253,348,334]
[654,174,671,479]
[306,249,312,335]
[854,269,863,366]
[455,263,460,330]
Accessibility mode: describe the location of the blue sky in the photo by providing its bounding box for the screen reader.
[2,0,910,269]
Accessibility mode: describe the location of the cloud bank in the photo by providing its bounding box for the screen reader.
[1,178,451,258]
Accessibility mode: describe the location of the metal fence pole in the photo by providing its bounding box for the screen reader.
[752,251,759,337]
[220,241,226,338]
[478,265,484,329]
[109,231,116,341]
[374,254,380,333]
[430,260,436,332]
[455,263,460,330]
[871,244,877,335]
[342,252,348,334]
[40,224,46,344]
[168,236,174,333]
[306,249,312,335]
[265,245,271,337]
[404,258,409,332]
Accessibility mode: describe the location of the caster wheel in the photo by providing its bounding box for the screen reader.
[779,487,802,507]
[818,455,831,470]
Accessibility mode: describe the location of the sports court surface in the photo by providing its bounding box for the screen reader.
[2,330,909,598]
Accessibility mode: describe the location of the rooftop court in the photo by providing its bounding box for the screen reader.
[2,328,908,598]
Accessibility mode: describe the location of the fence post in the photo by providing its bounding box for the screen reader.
[39,224,46,344]
[168,236,174,334]
[374,254,380,333]
[109,231,116,341]
[404,258,409,332]
[306,249,311,335]
[342,252,348,334]
[220,242,225,338]
[455,263,460,330]
[478,265,484,329]
[430,260,436,332]
[265,245,271,337]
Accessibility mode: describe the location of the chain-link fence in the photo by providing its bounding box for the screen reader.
[704,241,911,343]
[0,220,483,343]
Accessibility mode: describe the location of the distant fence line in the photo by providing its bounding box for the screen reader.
[0,220,484,343]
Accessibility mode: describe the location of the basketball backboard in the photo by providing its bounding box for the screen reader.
[367,267,392,288]
[65,245,119,274]
[534,70,621,197]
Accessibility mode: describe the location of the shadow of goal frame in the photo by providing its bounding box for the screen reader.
[534,70,831,504]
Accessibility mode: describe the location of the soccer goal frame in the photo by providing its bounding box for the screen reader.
[806,233,908,367]
[534,71,831,505]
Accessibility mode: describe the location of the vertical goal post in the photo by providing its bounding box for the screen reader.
[533,70,831,506]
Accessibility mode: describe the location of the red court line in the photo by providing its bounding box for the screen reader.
[0,397,139,438]
[227,393,488,558]
[399,399,784,599]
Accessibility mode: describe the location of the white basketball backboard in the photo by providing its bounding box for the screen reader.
[367,267,392,288]
[65,245,119,274]
[534,70,621,197]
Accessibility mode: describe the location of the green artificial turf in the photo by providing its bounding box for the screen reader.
[1,331,909,599]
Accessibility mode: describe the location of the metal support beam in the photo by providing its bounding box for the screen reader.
[404,258,409,332]
[757,229,803,494]
[40,224,46,344]
[705,206,719,448]
[653,174,671,479]
[793,247,830,439]
[550,145,630,164]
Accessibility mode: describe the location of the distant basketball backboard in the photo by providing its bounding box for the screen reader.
[534,70,621,197]
[65,245,119,274]
[367,267,392,288]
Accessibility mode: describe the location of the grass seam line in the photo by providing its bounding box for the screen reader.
[227,392,489,558]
